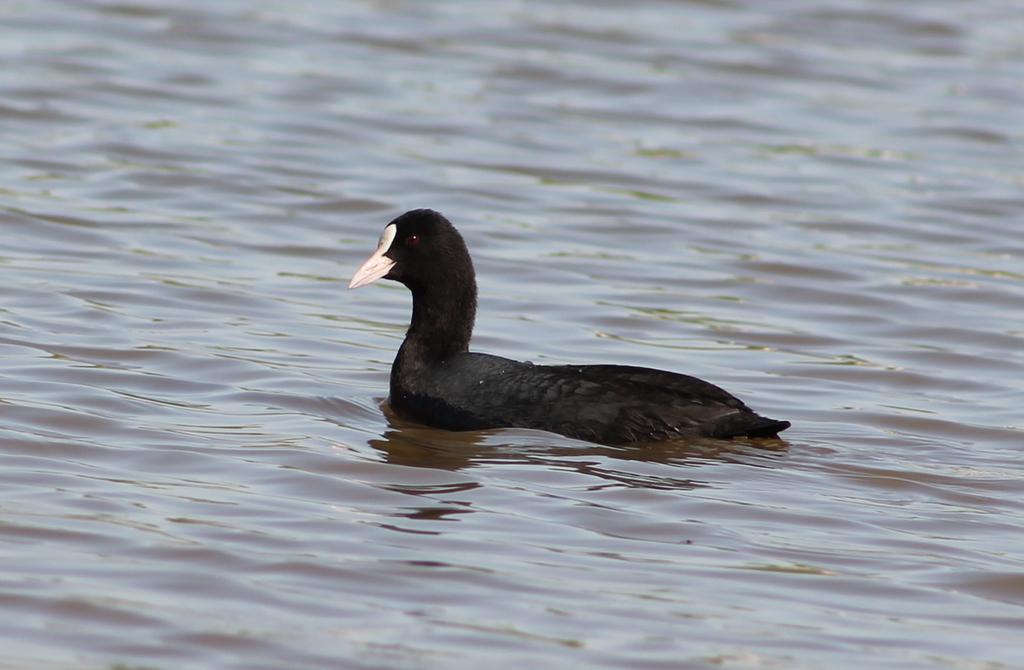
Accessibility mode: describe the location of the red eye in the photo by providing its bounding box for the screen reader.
[405,235,420,246]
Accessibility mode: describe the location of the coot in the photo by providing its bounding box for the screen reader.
[349,209,790,444]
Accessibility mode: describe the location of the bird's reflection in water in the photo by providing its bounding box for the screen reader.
[369,401,789,492]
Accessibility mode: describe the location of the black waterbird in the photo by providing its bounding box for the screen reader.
[349,209,790,445]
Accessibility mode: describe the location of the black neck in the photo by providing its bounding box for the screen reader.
[403,273,477,362]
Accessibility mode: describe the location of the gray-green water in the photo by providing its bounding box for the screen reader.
[1,1,1022,668]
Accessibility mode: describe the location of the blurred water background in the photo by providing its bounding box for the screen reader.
[1,1,1022,668]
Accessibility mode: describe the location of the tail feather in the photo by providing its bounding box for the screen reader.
[706,412,790,439]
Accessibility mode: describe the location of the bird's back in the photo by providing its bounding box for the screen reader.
[391,353,789,444]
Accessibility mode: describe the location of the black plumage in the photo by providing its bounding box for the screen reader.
[349,209,790,445]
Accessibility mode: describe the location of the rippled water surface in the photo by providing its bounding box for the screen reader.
[2,1,1023,668]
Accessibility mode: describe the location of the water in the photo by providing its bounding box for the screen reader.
[1,1,1022,668]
